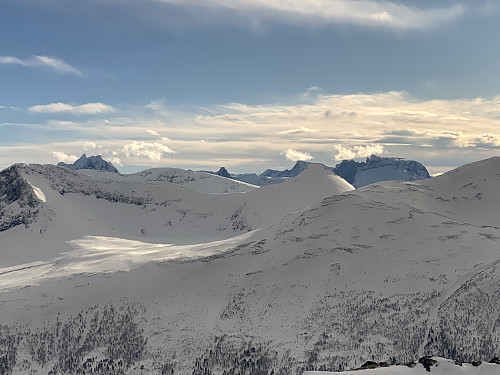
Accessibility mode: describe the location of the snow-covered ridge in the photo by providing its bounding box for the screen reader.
[0,162,353,265]
[77,166,258,194]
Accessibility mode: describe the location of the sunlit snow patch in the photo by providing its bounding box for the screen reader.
[0,230,257,292]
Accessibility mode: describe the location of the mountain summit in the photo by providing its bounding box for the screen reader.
[57,153,119,173]
[333,155,430,187]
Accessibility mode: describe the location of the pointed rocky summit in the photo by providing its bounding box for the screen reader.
[58,154,119,173]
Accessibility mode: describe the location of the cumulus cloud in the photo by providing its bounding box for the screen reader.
[0,55,82,76]
[122,141,176,161]
[82,141,99,151]
[29,102,114,115]
[281,149,313,162]
[51,151,78,163]
[332,144,386,160]
[152,0,464,30]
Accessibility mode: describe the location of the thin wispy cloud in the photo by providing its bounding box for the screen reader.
[278,126,319,135]
[0,55,82,76]
[29,102,114,115]
[152,0,464,30]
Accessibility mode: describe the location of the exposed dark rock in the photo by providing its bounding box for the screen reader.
[216,167,231,178]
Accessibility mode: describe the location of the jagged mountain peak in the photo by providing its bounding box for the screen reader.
[216,166,231,178]
[58,153,119,173]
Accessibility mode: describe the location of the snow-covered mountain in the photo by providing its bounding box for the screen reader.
[57,153,120,173]
[333,155,430,187]
[232,173,288,186]
[0,162,349,265]
[0,157,498,375]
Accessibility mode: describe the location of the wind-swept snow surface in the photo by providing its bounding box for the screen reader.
[0,158,499,374]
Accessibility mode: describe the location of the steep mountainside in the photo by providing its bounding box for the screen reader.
[0,158,498,375]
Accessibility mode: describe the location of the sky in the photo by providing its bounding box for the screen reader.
[1,0,500,175]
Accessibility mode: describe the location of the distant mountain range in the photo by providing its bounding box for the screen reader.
[0,157,498,374]
[58,153,430,189]
[207,155,430,188]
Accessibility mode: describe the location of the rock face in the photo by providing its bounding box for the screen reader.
[58,154,119,173]
[0,164,43,232]
[333,155,430,188]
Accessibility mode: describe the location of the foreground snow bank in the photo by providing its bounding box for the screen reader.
[305,357,500,374]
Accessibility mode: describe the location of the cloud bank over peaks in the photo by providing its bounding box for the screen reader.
[3,90,500,172]
[0,55,82,76]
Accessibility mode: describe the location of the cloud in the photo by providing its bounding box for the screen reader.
[147,129,160,136]
[145,100,165,111]
[51,151,78,163]
[3,90,500,173]
[332,144,386,160]
[278,126,319,135]
[152,0,464,30]
[301,86,323,101]
[29,102,114,115]
[106,156,123,167]
[0,55,82,76]
[122,141,176,161]
[281,148,313,162]
[82,141,99,151]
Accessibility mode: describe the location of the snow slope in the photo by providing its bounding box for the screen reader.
[0,158,499,375]
[0,163,352,266]
[78,166,258,194]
